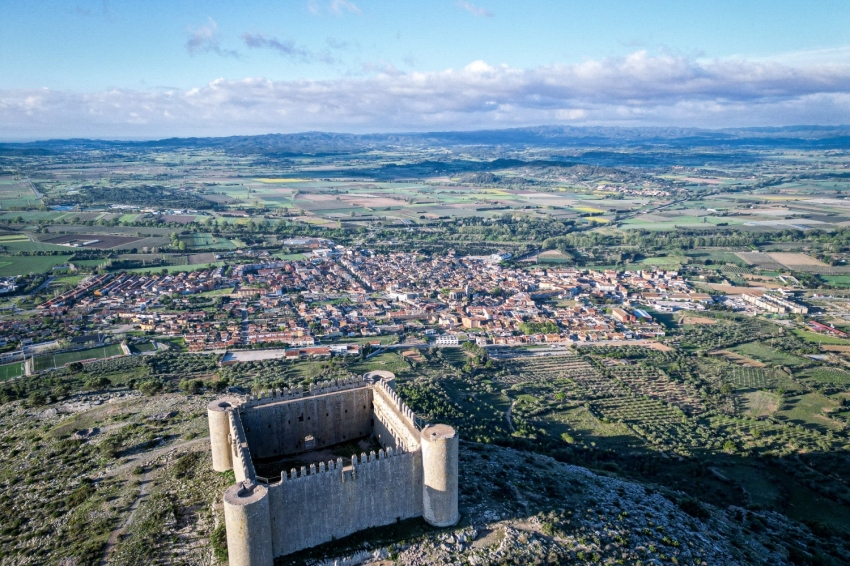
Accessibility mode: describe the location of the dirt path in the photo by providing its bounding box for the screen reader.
[103,436,208,478]
[505,399,515,433]
[99,436,209,565]
[99,470,152,565]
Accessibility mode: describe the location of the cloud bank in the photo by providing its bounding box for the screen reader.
[3,51,850,139]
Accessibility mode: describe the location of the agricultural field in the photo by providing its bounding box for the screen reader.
[820,275,850,288]
[42,234,142,249]
[776,392,844,433]
[731,342,808,368]
[0,176,41,207]
[0,254,72,276]
[741,390,782,417]
[801,367,850,385]
[792,328,850,345]
[181,232,237,250]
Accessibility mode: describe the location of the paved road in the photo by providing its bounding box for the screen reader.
[29,276,54,296]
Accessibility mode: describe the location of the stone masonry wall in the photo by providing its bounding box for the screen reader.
[240,387,373,458]
[229,409,257,483]
[371,381,420,452]
[268,449,423,557]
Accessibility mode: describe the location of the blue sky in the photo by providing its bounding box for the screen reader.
[2,0,850,139]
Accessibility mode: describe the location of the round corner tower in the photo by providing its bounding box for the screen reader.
[420,424,460,527]
[208,397,237,472]
[223,481,273,566]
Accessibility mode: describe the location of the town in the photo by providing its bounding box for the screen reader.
[11,248,711,363]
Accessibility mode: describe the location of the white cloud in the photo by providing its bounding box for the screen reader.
[309,0,360,16]
[185,18,239,58]
[456,0,493,18]
[3,50,850,139]
[241,33,320,62]
[331,0,360,14]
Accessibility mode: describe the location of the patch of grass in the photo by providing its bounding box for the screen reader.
[820,275,850,288]
[801,367,850,385]
[742,390,781,417]
[792,329,850,345]
[776,393,842,432]
[640,256,687,267]
[731,342,807,368]
[0,254,73,276]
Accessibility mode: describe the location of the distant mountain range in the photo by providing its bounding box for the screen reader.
[2,125,850,156]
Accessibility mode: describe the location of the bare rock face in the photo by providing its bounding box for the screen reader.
[73,427,100,440]
[147,411,177,422]
[281,442,844,566]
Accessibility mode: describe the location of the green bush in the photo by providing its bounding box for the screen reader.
[138,379,163,396]
[27,391,47,407]
[179,379,203,395]
[211,522,228,562]
[84,376,111,389]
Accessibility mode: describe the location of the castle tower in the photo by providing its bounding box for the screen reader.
[420,424,460,527]
[223,480,273,566]
[208,398,237,472]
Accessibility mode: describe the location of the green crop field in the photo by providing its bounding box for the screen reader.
[639,256,687,267]
[801,367,850,384]
[125,262,224,274]
[0,234,29,242]
[0,241,74,253]
[0,362,23,381]
[792,329,850,345]
[820,275,850,288]
[33,344,125,371]
[731,342,808,367]
[776,392,843,432]
[182,233,237,250]
[0,255,73,276]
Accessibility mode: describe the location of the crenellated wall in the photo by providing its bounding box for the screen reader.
[268,447,422,557]
[228,409,257,483]
[371,379,420,452]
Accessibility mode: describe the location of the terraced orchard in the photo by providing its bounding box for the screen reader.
[604,363,704,415]
[492,348,849,461]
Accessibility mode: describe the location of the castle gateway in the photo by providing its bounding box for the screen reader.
[207,371,459,566]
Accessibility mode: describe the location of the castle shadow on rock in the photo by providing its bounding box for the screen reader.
[208,371,459,566]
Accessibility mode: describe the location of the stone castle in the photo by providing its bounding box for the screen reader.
[207,371,459,566]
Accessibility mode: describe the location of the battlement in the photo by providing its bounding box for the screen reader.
[243,376,370,409]
[276,447,402,483]
[373,378,418,429]
[228,409,257,483]
[210,371,458,566]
